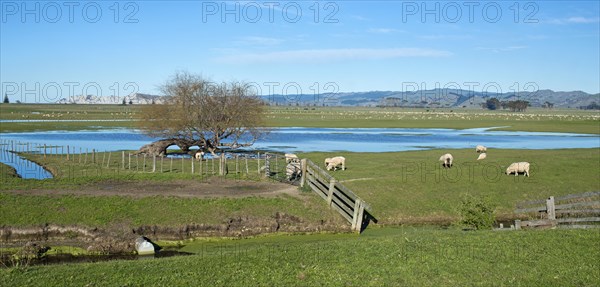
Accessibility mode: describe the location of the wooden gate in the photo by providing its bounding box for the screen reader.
[299,159,372,232]
[514,191,600,229]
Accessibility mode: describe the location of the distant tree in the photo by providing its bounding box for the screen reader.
[580,102,600,110]
[122,98,127,105]
[500,101,508,110]
[128,100,133,105]
[151,99,156,104]
[507,100,530,112]
[485,98,501,110]
[2,93,8,104]
[542,101,554,109]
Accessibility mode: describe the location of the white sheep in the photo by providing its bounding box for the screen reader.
[285,153,299,163]
[325,156,346,171]
[286,161,302,180]
[476,145,487,153]
[477,153,487,160]
[439,153,453,168]
[194,151,205,161]
[505,162,530,177]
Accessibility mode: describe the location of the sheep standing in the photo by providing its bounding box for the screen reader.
[285,153,299,163]
[505,162,530,177]
[476,145,487,153]
[286,161,302,180]
[477,153,487,160]
[194,151,205,161]
[439,153,453,168]
[325,156,346,171]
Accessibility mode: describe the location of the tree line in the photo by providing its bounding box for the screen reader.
[484,98,535,112]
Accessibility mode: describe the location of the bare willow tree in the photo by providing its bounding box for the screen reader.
[139,72,267,155]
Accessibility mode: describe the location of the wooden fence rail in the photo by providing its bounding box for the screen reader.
[515,191,600,229]
[300,159,372,232]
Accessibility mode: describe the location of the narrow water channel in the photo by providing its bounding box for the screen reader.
[0,143,53,179]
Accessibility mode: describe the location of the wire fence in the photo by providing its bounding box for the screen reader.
[0,139,293,182]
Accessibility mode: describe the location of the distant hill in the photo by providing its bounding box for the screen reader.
[262,89,599,108]
[57,90,599,108]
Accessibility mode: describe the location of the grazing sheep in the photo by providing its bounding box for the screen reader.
[505,162,530,177]
[286,161,302,180]
[285,153,299,163]
[476,145,487,153]
[325,156,346,171]
[194,151,205,161]
[477,153,487,160]
[439,153,453,168]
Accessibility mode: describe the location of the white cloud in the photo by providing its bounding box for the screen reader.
[544,16,600,24]
[235,36,284,46]
[215,48,452,64]
[419,34,472,40]
[368,28,402,34]
[567,16,600,23]
[475,46,528,53]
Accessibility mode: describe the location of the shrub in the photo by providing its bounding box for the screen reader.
[457,194,495,230]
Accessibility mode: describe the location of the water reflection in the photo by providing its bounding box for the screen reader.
[0,143,53,179]
[1,127,598,153]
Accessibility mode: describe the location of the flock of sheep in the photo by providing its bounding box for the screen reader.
[194,145,530,180]
[439,145,531,177]
[285,144,531,180]
[284,153,347,180]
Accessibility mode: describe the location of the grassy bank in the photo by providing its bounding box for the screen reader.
[0,192,335,227]
[0,151,343,230]
[1,227,598,286]
[301,148,600,224]
[2,148,598,227]
[0,163,19,178]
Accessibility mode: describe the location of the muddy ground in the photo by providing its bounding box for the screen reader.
[4,177,303,199]
[1,179,349,252]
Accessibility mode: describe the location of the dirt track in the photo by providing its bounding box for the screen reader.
[6,178,302,199]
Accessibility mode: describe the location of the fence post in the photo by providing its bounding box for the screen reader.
[106,151,111,168]
[122,151,125,170]
[327,179,336,207]
[219,153,227,176]
[300,159,307,188]
[264,153,270,178]
[199,157,202,176]
[257,152,260,175]
[191,157,194,174]
[153,156,156,173]
[352,199,362,231]
[356,201,365,232]
[514,219,522,230]
[546,196,556,220]
[235,155,239,175]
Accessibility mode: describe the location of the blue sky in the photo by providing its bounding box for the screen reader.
[1,1,599,103]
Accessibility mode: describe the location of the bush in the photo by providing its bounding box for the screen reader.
[457,194,495,230]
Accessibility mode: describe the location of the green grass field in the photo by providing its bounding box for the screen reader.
[1,104,599,134]
[304,148,600,224]
[1,148,598,228]
[1,104,599,285]
[1,227,598,286]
